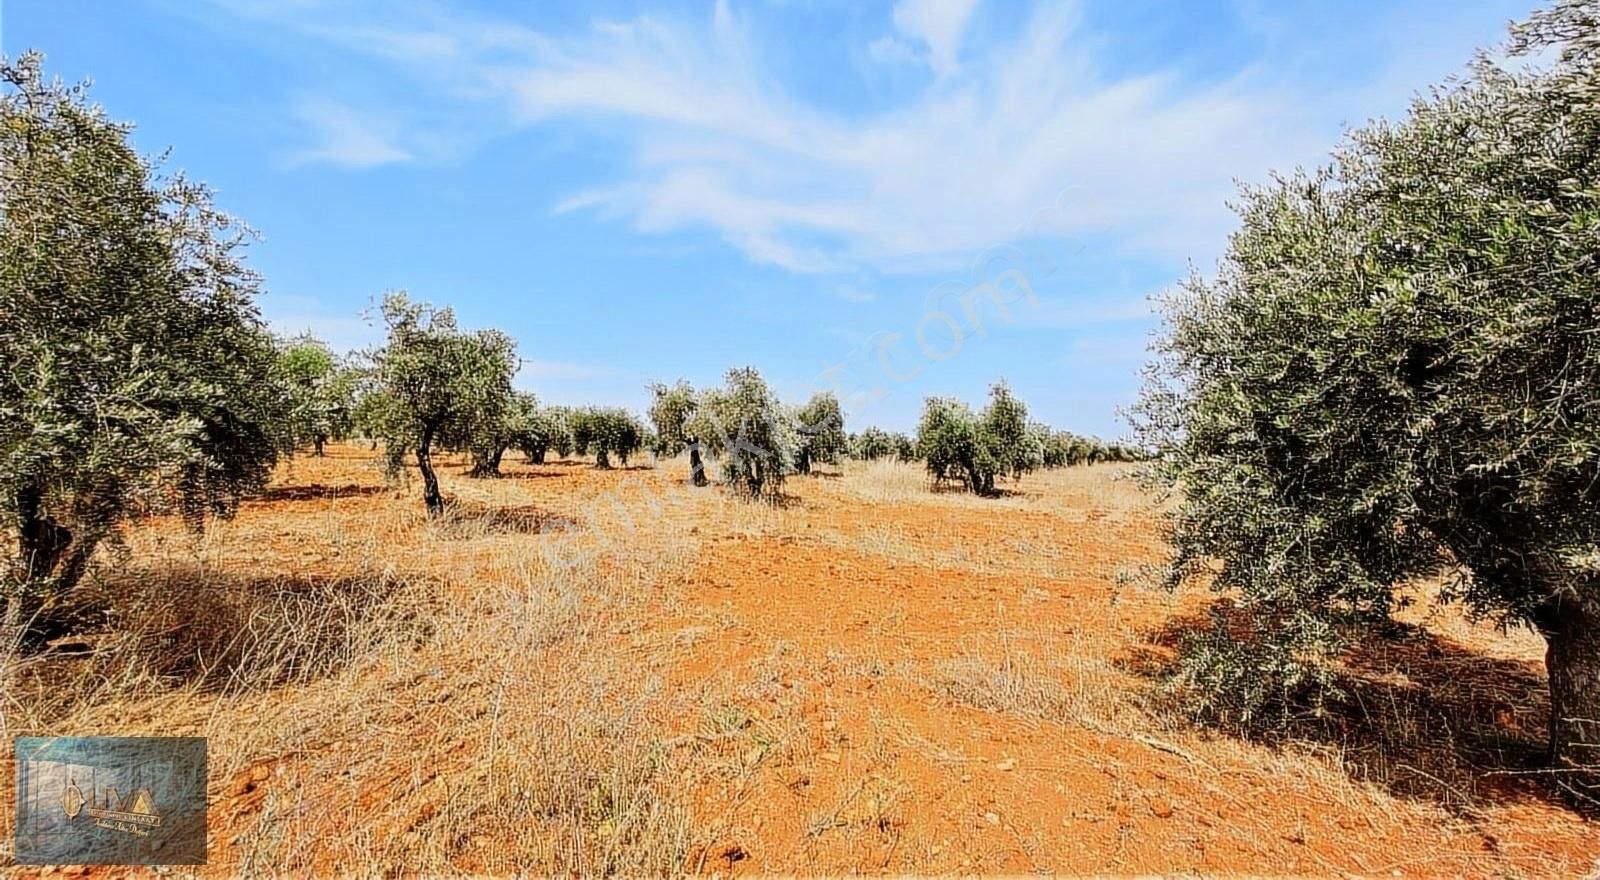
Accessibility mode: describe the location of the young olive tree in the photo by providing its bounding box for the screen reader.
[276,334,357,456]
[916,397,997,494]
[369,293,517,514]
[891,432,918,462]
[570,407,644,469]
[1135,0,1600,802]
[649,380,707,485]
[1,54,288,646]
[794,391,847,475]
[510,402,569,464]
[465,390,535,477]
[688,368,793,501]
[545,406,576,459]
[980,381,1040,482]
[851,427,895,461]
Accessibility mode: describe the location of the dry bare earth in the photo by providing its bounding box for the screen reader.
[2,445,1596,876]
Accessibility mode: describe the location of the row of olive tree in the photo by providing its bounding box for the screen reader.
[911,382,1142,495]
[1136,0,1600,802]
[647,371,848,499]
[847,427,916,462]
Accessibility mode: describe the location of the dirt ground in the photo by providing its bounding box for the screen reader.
[3,445,1597,877]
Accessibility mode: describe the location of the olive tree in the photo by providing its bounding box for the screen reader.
[276,334,357,456]
[891,432,918,462]
[916,397,996,494]
[369,293,517,514]
[649,380,707,485]
[688,368,793,501]
[570,407,644,469]
[794,392,846,475]
[511,403,569,464]
[851,427,895,461]
[1135,0,1600,802]
[1,54,287,645]
[465,390,534,477]
[981,382,1039,481]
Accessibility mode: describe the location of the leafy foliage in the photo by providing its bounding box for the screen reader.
[688,367,793,500]
[369,292,517,513]
[509,400,570,465]
[916,397,996,494]
[794,392,846,475]
[850,427,895,461]
[1134,1,1600,799]
[648,381,697,456]
[0,53,287,640]
[570,407,644,469]
[916,382,1044,494]
[276,334,357,456]
[649,380,708,485]
[891,432,918,462]
[980,382,1039,481]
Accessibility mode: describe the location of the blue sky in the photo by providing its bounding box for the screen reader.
[6,0,1536,436]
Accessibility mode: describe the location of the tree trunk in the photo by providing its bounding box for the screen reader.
[5,483,93,653]
[797,449,811,475]
[596,448,611,469]
[15,484,71,583]
[470,445,505,478]
[1540,595,1600,806]
[417,424,444,516]
[313,436,326,457]
[689,446,708,487]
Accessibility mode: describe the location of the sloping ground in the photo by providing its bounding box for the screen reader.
[2,447,1595,877]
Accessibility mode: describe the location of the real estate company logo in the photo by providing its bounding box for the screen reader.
[13,736,207,865]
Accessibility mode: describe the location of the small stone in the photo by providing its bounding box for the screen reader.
[994,758,1016,771]
[960,773,973,782]
[1149,798,1175,819]
[822,719,838,732]
[251,765,271,783]
[820,751,841,763]
[984,812,1001,826]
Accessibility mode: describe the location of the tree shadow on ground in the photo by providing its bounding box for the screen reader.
[1133,603,1572,815]
[13,568,434,722]
[256,483,389,502]
[494,469,573,480]
[435,501,579,536]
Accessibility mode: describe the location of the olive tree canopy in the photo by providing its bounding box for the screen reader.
[1,53,287,644]
[369,293,517,514]
[1135,0,1600,803]
[794,392,846,475]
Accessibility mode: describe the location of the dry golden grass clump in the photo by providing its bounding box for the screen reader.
[1,447,1595,877]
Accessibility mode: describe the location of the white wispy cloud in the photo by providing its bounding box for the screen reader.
[286,97,412,169]
[208,0,1507,275]
[887,0,981,75]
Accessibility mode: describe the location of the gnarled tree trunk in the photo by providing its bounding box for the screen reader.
[469,445,504,478]
[1539,593,1600,806]
[4,482,101,655]
[688,445,708,487]
[417,423,443,516]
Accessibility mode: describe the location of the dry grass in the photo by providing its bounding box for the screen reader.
[1,446,1594,877]
[928,627,1130,724]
